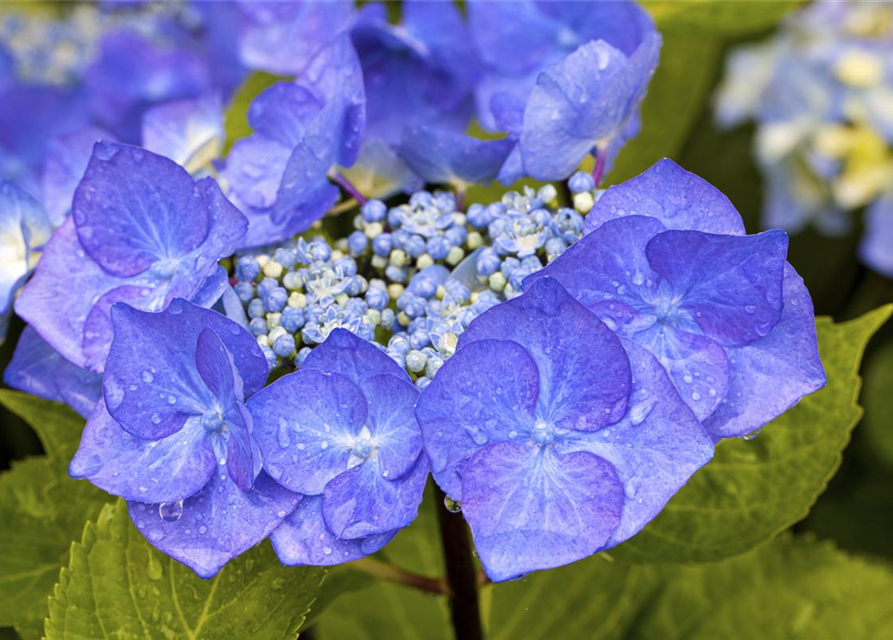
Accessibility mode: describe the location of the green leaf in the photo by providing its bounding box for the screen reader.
[484,557,658,640]
[613,305,893,563]
[644,0,802,35]
[631,535,893,639]
[484,535,893,640]
[316,485,451,640]
[607,34,722,185]
[222,71,291,155]
[861,337,893,468]
[45,501,326,640]
[0,392,111,640]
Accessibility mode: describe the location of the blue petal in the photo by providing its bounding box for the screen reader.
[247,83,323,148]
[398,127,514,186]
[270,495,396,566]
[360,374,422,481]
[416,339,539,500]
[41,127,114,227]
[646,229,788,346]
[538,1,656,57]
[526,215,666,334]
[272,138,340,232]
[460,442,624,582]
[703,265,826,439]
[103,299,267,439]
[55,358,103,418]
[224,135,292,210]
[15,217,124,368]
[860,195,893,277]
[238,1,354,76]
[3,326,66,404]
[302,328,411,384]
[72,142,211,278]
[322,454,428,539]
[633,324,731,421]
[585,159,746,236]
[71,400,216,504]
[141,94,223,172]
[247,369,367,495]
[86,30,210,142]
[468,0,561,75]
[562,338,713,547]
[128,468,300,578]
[0,182,51,313]
[460,277,631,432]
[518,40,647,181]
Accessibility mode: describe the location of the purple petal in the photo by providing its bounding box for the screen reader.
[468,0,561,75]
[15,217,125,368]
[128,469,300,578]
[460,277,631,432]
[397,127,514,186]
[703,265,826,439]
[270,495,396,566]
[71,400,216,504]
[41,126,114,227]
[519,40,644,181]
[633,324,731,421]
[103,300,267,439]
[415,339,539,500]
[224,135,291,210]
[525,215,666,333]
[141,94,223,172]
[72,142,210,278]
[585,159,746,236]
[55,359,103,419]
[224,404,257,493]
[460,442,624,582]
[3,325,66,404]
[247,83,322,147]
[360,374,422,481]
[196,327,241,401]
[646,229,788,346]
[271,138,340,232]
[562,338,713,546]
[247,369,367,495]
[301,328,411,385]
[322,454,428,539]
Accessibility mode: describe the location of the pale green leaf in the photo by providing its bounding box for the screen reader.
[644,1,802,35]
[0,391,110,640]
[614,306,893,563]
[45,501,326,640]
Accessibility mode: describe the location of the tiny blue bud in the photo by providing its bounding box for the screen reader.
[256,277,278,299]
[264,287,288,312]
[361,199,387,222]
[569,171,595,194]
[405,235,427,258]
[234,281,255,303]
[426,236,451,260]
[273,334,296,357]
[380,308,396,329]
[347,230,368,255]
[280,306,305,332]
[260,344,278,369]
[235,256,261,281]
[476,247,501,276]
[294,346,313,367]
[249,317,268,336]
[247,298,266,319]
[365,286,390,310]
[372,233,393,257]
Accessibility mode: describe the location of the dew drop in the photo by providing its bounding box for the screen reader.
[443,496,462,513]
[159,501,183,522]
[740,427,763,441]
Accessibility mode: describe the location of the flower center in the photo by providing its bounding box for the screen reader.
[531,419,556,447]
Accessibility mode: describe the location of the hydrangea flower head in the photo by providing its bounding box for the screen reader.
[70,299,301,578]
[416,277,713,581]
[15,141,247,372]
[532,159,826,439]
[248,329,428,565]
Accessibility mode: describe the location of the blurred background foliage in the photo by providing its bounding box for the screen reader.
[1,2,892,638]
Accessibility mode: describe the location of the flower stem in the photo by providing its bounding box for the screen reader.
[351,557,448,595]
[592,146,607,187]
[434,486,484,640]
[332,172,368,205]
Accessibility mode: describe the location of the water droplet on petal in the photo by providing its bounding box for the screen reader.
[159,501,183,522]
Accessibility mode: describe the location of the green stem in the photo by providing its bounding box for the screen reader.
[351,557,448,595]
